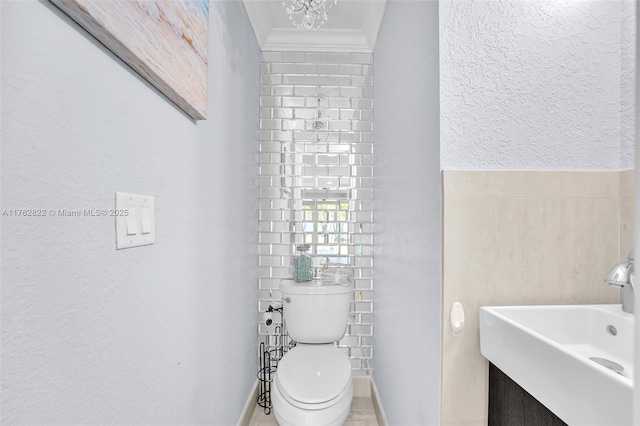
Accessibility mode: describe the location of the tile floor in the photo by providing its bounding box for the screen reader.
[248,396,380,425]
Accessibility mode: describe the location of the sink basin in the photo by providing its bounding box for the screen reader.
[480,304,634,426]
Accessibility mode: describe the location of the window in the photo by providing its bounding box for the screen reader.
[298,194,350,267]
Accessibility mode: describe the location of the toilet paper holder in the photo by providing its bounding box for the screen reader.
[258,303,292,415]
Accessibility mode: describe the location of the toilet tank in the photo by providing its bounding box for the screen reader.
[280,280,352,344]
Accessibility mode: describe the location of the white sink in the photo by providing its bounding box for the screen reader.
[480,304,634,426]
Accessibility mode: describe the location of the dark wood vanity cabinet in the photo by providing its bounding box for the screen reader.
[488,363,567,426]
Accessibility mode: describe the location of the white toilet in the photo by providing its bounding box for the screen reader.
[272,280,353,426]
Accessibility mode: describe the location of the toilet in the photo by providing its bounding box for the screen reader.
[272,280,353,426]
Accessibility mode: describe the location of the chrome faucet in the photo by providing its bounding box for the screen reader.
[604,249,634,314]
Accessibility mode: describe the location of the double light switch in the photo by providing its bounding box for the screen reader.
[115,192,155,249]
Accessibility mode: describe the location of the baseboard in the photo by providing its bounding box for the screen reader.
[370,378,388,426]
[237,379,259,426]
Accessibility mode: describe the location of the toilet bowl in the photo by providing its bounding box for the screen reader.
[272,344,353,426]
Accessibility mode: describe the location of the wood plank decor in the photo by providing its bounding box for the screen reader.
[51,0,209,120]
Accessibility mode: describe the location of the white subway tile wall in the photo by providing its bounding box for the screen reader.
[259,52,374,376]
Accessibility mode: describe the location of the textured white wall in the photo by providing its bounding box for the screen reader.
[621,0,636,169]
[634,4,640,424]
[373,1,441,424]
[1,1,259,424]
[441,0,635,170]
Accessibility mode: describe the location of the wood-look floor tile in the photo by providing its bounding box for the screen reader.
[248,396,379,426]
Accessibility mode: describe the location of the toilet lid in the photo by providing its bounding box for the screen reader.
[277,345,351,405]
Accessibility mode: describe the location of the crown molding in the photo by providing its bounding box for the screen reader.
[361,1,387,51]
[263,29,372,52]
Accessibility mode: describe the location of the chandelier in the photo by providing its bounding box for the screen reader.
[282,0,338,30]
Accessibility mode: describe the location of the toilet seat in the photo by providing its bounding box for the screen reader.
[275,345,351,409]
[275,374,352,411]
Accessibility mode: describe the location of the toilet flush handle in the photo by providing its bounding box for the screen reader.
[283,297,291,303]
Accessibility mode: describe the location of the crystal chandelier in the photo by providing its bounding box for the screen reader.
[282,0,338,30]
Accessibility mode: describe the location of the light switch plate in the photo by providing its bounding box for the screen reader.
[115,192,155,249]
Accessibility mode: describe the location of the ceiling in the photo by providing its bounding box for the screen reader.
[242,0,388,52]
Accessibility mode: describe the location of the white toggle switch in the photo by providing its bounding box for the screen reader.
[126,212,139,235]
[140,207,151,234]
[450,302,465,335]
[115,192,155,249]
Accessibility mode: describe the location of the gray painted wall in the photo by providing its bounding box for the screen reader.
[440,0,635,170]
[1,1,260,424]
[373,1,441,424]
